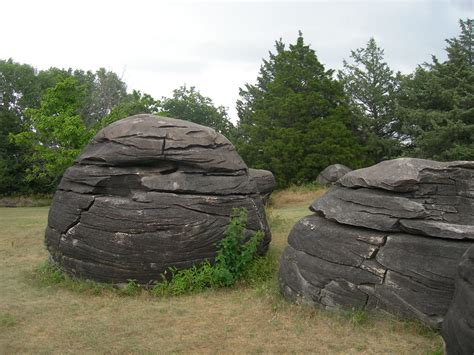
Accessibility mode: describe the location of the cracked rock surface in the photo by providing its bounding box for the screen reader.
[442,245,474,354]
[46,114,271,283]
[279,158,473,328]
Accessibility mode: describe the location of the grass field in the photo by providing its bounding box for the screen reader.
[0,188,443,354]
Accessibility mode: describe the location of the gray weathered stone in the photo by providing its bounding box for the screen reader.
[311,158,474,240]
[316,164,352,185]
[339,158,474,192]
[279,215,472,328]
[442,245,474,354]
[249,168,276,204]
[279,158,474,328]
[46,114,271,284]
[310,187,427,232]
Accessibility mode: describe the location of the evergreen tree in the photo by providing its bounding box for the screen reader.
[236,32,367,187]
[398,19,474,160]
[338,38,401,162]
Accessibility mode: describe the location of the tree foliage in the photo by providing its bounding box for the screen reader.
[1,19,472,195]
[79,68,128,127]
[338,38,401,162]
[11,77,93,191]
[0,59,43,194]
[398,19,474,160]
[160,85,233,137]
[0,58,233,193]
[236,32,367,187]
[98,90,160,129]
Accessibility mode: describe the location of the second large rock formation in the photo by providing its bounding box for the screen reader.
[279,158,474,328]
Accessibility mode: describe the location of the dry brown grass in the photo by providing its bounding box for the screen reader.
[0,191,443,354]
[0,194,52,207]
[270,185,326,209]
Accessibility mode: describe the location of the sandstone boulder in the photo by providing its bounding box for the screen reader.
[339,158,474,193]
[249,168,276,204]
[279,158,474,328]
[316,164,352,185]
[312,158,474,240]
[442,245,474,354]
[46,114,271,284]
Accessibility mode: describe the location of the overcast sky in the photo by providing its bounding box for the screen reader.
[1,0,472,122]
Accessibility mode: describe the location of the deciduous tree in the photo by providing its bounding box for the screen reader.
[11,77,93,191]
[98,90,160,129]
[0,59,43,194]
[160,85,233,136]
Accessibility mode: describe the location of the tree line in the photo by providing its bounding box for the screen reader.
[1,19,472,194]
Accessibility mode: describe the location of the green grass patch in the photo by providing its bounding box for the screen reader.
[0,312,17,327]
[282,181,324,193]
[31,261,115,296]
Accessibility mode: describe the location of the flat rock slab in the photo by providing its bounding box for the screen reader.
[310,187,428,232]
[339,157,474,193]
[311,186,474,240]
[279,215,472,328]
[442,245,474,354]
[46,115,271,284]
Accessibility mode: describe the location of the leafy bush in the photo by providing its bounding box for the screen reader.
[152,208,264,296]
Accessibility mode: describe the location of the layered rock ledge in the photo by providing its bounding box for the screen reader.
[279,158,474,328]
[46,114,271,283]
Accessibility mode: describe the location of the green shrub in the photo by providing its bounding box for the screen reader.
[214,208,264,285]
[121,279,142,296]
[152,208,264,296]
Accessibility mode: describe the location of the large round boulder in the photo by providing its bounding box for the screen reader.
[46,114,271,283]
[279,158,474,328]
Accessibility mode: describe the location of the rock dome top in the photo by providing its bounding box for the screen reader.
[77,114,247,172]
